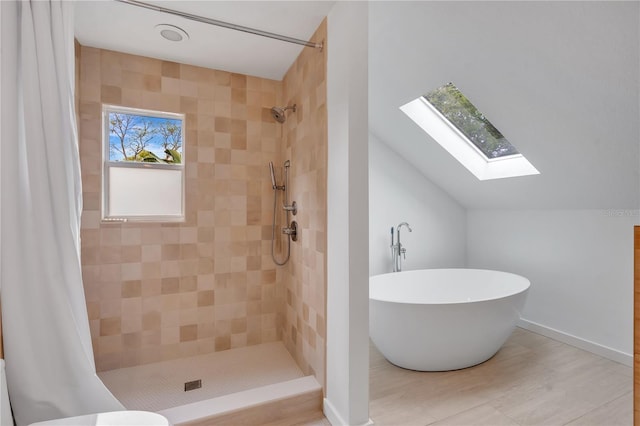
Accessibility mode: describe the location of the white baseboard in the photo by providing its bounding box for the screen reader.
[323,398,373,426]
[323,398,345,426]
[517,318,632,367]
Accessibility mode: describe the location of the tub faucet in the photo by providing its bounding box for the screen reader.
[391,222,412,272]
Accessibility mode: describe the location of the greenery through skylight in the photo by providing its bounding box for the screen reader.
[400,84,539,180]
[424,83,518,159]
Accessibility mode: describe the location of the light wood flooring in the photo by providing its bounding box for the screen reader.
[370,327,632,426]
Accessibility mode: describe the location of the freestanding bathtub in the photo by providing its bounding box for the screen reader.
[369,269,530,371]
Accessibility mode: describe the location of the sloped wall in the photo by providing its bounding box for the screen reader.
[369,1,637,365]
[369,134,466,275]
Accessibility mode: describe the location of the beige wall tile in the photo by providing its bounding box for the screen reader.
[100,317,121,336]
[79,21,325,381]
[79,45,290,371]
[279,20,327,389]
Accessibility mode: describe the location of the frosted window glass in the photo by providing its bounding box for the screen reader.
[108,167,183,217]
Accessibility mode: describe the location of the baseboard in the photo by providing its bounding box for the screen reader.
[323,398,374,426]
[323,398,346,426]
[517,318,632,367]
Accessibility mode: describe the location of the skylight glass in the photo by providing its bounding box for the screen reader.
[424,83,518,159]
[400,83,539,181]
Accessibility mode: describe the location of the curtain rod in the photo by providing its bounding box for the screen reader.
[114,0,324,50]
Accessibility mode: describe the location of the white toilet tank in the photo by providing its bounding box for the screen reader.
[1,360,14,426]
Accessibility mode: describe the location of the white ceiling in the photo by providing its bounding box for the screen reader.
[370,1,640,209]
[74,1,334,81]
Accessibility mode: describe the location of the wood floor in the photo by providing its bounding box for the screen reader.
[369,328,632,426]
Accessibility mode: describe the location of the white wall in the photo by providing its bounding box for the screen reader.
[369,1,639,211]
[467,209,635,361]
[369,134,635,362]
[367,1,636,370]
[325,2,370,425]
[369,134,466,275]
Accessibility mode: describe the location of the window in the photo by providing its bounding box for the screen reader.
[103,105,185,221]
[400,83,539,180]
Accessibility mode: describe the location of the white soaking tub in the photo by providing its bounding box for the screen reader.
[369,269,530,371]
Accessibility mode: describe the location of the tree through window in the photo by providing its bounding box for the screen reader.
[103,106,185,221]
[108,111,182,164]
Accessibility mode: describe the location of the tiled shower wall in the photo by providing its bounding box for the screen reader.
[280,21,328,387]
[78,46,285,371]
[77,19,327,384]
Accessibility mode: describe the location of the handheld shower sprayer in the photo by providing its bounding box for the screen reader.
[269,161,277,190]
[269,161,284,191]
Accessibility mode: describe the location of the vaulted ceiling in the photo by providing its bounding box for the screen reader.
[370,1,639,209]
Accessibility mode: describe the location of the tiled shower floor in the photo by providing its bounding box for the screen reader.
[98,341,304,412]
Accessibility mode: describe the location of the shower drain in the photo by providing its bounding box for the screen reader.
[184,379,202,391]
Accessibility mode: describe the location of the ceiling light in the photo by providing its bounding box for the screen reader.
[155,24,189,42]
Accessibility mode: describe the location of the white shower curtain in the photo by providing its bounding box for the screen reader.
[0,1,124,424]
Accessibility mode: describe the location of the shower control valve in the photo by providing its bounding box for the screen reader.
[283,201,297,215]
[282,220,298,242]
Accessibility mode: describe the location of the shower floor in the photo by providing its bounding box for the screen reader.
[98,341,305,413]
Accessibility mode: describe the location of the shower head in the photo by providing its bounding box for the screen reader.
[270,104,297,123]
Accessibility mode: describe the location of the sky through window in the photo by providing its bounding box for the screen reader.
[108,111,183,164]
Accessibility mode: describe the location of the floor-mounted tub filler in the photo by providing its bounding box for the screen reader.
[369,269,530,371]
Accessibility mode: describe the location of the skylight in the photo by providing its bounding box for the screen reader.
[400,83,539,180]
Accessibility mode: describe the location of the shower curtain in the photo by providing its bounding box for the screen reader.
[0,1,124,424]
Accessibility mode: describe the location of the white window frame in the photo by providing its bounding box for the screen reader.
[400,96,539,181]
[102,105,185,222]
